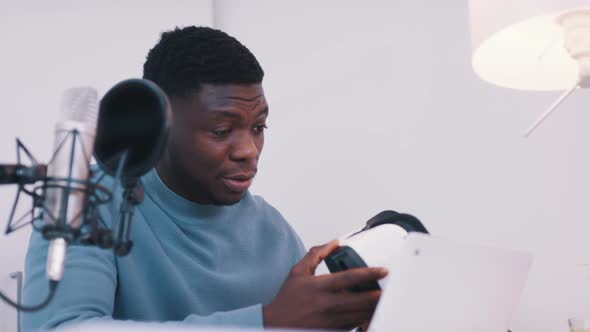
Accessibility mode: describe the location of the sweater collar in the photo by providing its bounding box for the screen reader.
[141,168,250,221]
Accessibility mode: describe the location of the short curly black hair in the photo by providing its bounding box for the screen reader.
[143,26,264,99]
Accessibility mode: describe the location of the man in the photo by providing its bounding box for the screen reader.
[22,26,386,331]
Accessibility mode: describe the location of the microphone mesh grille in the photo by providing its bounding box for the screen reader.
[59,87,99,127]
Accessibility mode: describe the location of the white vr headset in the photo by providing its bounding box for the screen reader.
[324,210,429,291]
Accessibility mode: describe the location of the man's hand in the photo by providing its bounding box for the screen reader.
[263,240,388,330]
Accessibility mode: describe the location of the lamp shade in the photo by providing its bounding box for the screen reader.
[469,0,589,91]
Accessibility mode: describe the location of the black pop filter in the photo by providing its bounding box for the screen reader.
[94,79,169,186]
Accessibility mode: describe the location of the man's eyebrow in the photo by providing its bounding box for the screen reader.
[208,106,268,119]
[226,94,264,102]
[209,110,241,119]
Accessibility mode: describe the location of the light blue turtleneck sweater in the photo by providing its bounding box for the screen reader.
[22,168,306,331]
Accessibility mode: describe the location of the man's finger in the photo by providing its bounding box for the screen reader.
[314,267,388,291]
[291,240,339,276]
[330,310,375,330]
[324,290,382,313]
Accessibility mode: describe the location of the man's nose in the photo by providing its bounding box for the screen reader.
[230,132,260,162]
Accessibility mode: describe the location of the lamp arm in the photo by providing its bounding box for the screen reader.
[524,80,580,137]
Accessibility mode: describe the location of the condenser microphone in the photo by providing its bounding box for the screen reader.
[44,87,99,282]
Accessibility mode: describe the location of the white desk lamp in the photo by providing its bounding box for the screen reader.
[468,1,590,136]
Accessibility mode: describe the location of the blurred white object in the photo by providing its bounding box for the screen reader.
[324,211,429,291]
[468,0,590,136]
[338,224,410,289]
[57,323,331,332]
[369,234,532,332]
[569,317,590,332]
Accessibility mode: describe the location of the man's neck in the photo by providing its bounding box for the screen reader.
[155,156,212,205]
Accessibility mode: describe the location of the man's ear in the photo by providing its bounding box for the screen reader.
[166,99,174,126]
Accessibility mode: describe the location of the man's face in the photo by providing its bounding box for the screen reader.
[164,83,268,205]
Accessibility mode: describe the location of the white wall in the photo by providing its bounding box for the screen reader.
[1,1,589,332]
[0,1,213,330]
[217,1,590,331]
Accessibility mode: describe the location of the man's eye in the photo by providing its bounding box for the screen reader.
[212,128,231,136]
[254,125,268,133]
